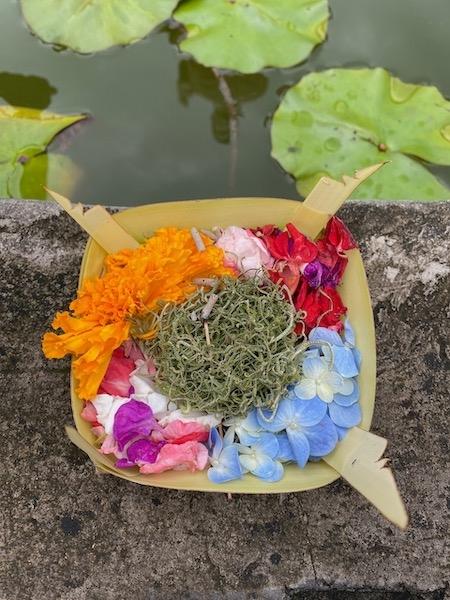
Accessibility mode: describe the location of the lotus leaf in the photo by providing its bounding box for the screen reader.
[271,68,450,200]
[21,0,178,54]
[20,154,82,200]
[0,106,85,198]
[174,0,329,74]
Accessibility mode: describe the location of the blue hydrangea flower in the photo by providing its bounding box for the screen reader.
[207,427,243,484]
[309,319,361,377]
[275,432,295,462]
[257,395,338,467]
[294,320,363,431]
[238,433,284,482]
[224,409,262,445]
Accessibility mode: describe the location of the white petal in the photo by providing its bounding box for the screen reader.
[339,378,355,396]
[302,357,327,380]
[158,409,222,428]
[133,391,168,418]
[129,373,154,396]
[317,382,334,403]
[321,371,343,392]
[294,379,317,400]
[92,394,129,434]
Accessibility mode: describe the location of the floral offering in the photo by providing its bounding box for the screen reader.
[43,216,362,484]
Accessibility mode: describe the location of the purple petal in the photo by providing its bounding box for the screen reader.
[127,439,165,465]
[115,459,135,469]
[303,260,324,289]
[113,399,156,451]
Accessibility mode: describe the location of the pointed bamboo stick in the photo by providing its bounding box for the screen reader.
[293,162,387,238]
[46,188,139,254]
[323,427,408,529]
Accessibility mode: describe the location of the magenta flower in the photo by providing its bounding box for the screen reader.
[113,400,158,451]
[116,439,165,469]
[303,260,324,289]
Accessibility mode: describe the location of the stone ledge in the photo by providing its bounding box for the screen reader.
[0,200,449,600]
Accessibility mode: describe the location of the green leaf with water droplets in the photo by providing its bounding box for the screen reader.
[0,106,85,198]
[21,0,178,54]
[271,68,450,200]
[174,0,329,74]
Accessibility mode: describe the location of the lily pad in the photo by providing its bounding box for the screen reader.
[21,0,178,54]
[173,0,329,74]
[20,153,82,200]
[271,68,450,200]
[0,106,85,198]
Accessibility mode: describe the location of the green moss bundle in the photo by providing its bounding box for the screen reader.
[143,276,306,417]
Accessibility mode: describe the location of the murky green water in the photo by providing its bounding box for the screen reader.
[0,0,449,206]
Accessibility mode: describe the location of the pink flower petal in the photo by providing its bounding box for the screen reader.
[100,434,119,455]
[91,425,105,437]
[122,339,145,362]
[162,420,209,445]
[81,401,98,423]
[99,346,135,397]
[139,441,209,474]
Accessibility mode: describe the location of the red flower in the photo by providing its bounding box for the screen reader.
[324,216,357,254]
[267,262,300,295]
[254,223,318,264]
[294,280,347,333]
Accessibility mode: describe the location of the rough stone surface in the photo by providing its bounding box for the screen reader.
[0,200,449,600]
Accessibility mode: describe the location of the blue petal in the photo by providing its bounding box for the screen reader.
[292,396,327,427]
[240,454,278,480]
[236,429,262,446]
[253,433,279,459]
[335,425,349,441]
[208,445,242,483]
[334,379,359,406]
[344,319,356,346]
[257,397,294,432]
[328,402,362,428]
[286,428,310,468]
[303,415,339,457]
[209,427,222,457]
[309,327,343,347]
[263,460,284,482]
[332,346,359,378]
[276,433,295,462]
[352,347,362,371]
[241,409,261,433]
[302,348,320,359]
[223,426,236,447]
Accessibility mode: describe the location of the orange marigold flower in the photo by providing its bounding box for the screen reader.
[43,227,233,400]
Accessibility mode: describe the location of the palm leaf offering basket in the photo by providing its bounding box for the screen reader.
[45,163,407,529]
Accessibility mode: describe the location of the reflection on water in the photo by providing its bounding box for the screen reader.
[178,60,267,144]
[0,72,56,109]
[0,0,449,203]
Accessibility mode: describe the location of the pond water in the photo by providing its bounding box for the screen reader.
[0,0,449,206]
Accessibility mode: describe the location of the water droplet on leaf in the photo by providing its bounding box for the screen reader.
[389,77,418,103]
[324,137,341,151]
[334,100,348,114]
